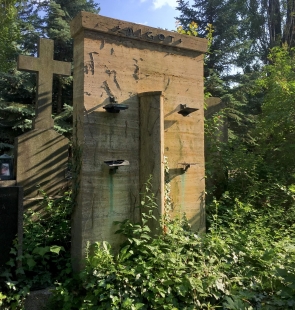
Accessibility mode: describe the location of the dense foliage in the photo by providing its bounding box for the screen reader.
[176,0,295,147]
[0,0,99,152]
[0,192,72,309]
[0,0,20,73]
[48,179,295,309]
[176,0,295,75]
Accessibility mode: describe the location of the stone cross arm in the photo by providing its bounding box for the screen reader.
[17,38,72,130]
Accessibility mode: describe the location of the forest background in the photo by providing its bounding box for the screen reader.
[1,0,295,309]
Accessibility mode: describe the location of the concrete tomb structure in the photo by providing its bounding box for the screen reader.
[16,38,71,206]
[71,12,207,269]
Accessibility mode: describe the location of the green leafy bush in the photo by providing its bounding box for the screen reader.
[48,184,295,310]
[0,191,72,309]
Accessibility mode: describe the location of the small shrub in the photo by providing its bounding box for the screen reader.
[0,191,72,309]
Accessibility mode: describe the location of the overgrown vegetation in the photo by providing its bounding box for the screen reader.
[44,177,295,310]
[2,168,295,309]
[0,192,72,309]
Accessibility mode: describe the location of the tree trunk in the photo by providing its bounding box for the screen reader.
[283,0,295,46]
[268,0,282,47]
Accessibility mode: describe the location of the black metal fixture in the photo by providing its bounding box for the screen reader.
[178,104,199,117]
[0,154,14,180]
[178,162,197,172]
[104,160,130,171]
[103,104,129,113]
[103,96,129,113]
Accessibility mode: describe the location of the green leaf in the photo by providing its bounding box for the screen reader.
[134,303,145,309]
[32,246,50,256]
[50,245,65,255]
[26,257,36,269]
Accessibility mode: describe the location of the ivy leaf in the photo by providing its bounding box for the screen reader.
[33,246,50,256]
[26,257,36,269]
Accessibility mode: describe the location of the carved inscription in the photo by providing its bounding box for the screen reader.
[85,52,98,75]
[114,27,175,44]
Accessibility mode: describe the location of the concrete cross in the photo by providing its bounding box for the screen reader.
[18,38,71,130]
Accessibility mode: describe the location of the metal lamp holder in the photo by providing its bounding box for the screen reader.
[178,104,199,117]
[104,160,130,172]
[178,162,197,172]
[103,96,129,113]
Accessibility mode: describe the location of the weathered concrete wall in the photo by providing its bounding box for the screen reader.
[71,12,207,269]
[15,129,69,207]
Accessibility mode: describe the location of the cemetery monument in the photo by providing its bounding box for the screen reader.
[16,38,71,207]
[70,12,207,270]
